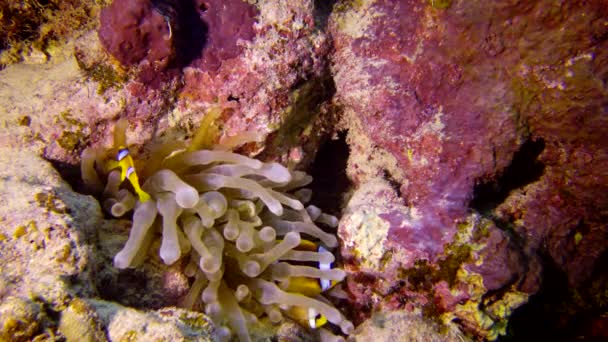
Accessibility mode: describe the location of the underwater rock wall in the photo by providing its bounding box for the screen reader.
[331,0,607,339]
[95,0,334,167]
[99,0,175,69]
[0,0,606,340]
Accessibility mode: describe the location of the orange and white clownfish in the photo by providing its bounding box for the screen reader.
[284,243,339,329]
[285,242,339,296]
[286,305,328,329]
[107,146,151,203]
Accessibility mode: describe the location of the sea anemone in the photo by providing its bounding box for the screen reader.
[81,114,353,341]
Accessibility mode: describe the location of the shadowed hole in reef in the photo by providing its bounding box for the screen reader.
[173,0,208,66]
[306,131,359,329]
[383,169,403,199]
[308,131,351,217]
[47,156,131,220]
[150,0,208,67]
[499,249,608,341]
[313,0,338,30]
[471,138,546,213]
[47,158,82,188]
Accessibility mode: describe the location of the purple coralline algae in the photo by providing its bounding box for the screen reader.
[94,0,332,165]
[331,0,607,339]
[4,0,603,340]
[99,0,174,69]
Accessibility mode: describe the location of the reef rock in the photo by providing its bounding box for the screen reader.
[331,0,607,339]
[0,148,99,305]
[0,30,130,165]
[0,296,45,342]
[81,300,214,342]
[177,0,334,164]
[339,179,537,339]
[93,0,335,168]
[98,0,174,69]
[1,0,335,171]
[0,148,100,339]
[0,142,266,341]
[352,310,468,342]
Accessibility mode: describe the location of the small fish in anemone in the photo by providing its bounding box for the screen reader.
[80,110,353,341]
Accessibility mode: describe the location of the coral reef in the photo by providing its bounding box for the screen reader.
[0,147,104,340]
[58,298,107,342]
[98,0,175,69]
[96,0,334,168]
[0,0,335,177]
[0,0,104,67]
[176,0,334,165]
[339,179,537,339]
[0,0,605,341]
[69,299,215,342]
[330,0,607,339]
[0,297,45,342]
[188,0,258,72]
[352,310,468,342]
[81,119,353,340]
[0,147,99,303]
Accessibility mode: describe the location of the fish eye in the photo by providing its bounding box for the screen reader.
[117,148,129,161]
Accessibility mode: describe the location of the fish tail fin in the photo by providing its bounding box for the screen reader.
[127,172,151,202]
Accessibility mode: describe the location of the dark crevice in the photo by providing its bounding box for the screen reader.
[308,131,351,216]
[161,0,208,67]
[260,74,336,160]
[46,158,84,190]
[45,154,128,221]
[313,0,338,31]
[500,250,608,341]
[471,138,546,213]
[383,169,403,198]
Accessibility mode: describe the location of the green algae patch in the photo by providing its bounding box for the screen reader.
[12,225,27,239]
[75,52,127,94]
[332,0,382,39]
[398,243,472,294]
[58,131,83,151]
[393,214,524,339]
[59,109,86,130]
[398,220,478,293]
[0,296,44,342]
[119,331,139,342]
[439,244,473,287]
[59,298,107,342]
[53,109,89,152]
[485,291,528,323]
[12,220,38,240]
[264,75,336,167]
[428,0,452,10]
[449,290,529,341]
[177,312,213,331]
[35,191,68,214]
[56,243,72,263]
[0,1,107,67]
[18,116,32,127]
[399,260,435,292]
[271,76,332,147]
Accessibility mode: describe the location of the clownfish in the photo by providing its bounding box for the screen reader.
[107,146,151,203]
[285,242,338,296]
[284,242,339,329]
[286,306,328,330]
